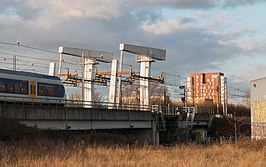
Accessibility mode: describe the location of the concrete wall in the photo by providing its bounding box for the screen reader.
[0,104,154,130]
[250,78,266,139]
[0,105,153,121]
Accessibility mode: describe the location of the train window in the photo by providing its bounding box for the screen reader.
[21,82,27,95]
[38,85,47,96]
[14,83,20,93]
[60,85,65,97]
[7,83,13,93]
[47,86,55,96]
[0,82,5,92]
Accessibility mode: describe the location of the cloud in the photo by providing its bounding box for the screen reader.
[239,39,266,53]
[142,19,188,35]
[0,2,244,77]
[0,0,264,97]
[43,0,125,20]
[181,13,207,24]
[243,64,266,81]
[132,0,265,9]
[1,0,125,20]
[223,0,265,8]
[141,12,237,36]
[132,0,217,9]
[141,28,243,78]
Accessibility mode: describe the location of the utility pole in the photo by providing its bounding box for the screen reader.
[192,77,195,107]
[117,48,123,108]
[185,86,187,107]
[216,76,220,114]
[81,53,85,103]
[163,71,167,106]
[234,111,237,142]
[223,89,225,116]
[13,55,16,71]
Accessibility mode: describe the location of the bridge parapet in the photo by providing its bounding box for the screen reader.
[0,104,153,121]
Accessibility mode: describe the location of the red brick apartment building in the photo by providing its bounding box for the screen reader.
[187,72,228,114]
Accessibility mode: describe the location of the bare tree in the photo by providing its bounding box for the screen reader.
[93,91,103,102]
[242,89,251,108]
[121,82,166,105]
[217,104,250,141]
[67,91,102,102]
[66,90,103,107]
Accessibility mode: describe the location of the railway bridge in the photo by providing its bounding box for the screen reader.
[0,102,214,145]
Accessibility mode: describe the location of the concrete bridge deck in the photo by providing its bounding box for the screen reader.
[0,103,154,130]
[0,103,214,145]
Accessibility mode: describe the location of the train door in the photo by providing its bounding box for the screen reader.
[30,81,36,101]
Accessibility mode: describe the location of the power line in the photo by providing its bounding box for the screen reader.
[2,52,58,62]
[0,41,57,54]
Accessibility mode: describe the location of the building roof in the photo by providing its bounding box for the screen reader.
[190,72,224,76]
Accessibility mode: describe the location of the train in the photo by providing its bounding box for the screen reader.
[0,68,65,105]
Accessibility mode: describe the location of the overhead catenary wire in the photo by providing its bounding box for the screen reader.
[2,52,59,62]
[0,41,250,104]
[0,41,58,54]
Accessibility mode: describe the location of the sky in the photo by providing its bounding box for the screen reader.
[0,0,266,102]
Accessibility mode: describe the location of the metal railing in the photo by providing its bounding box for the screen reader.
[65,99,152,111]
[151,105,180,115]
[0,95,152,111]
[0,95,217,115]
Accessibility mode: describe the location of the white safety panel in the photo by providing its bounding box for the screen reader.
[59,46,113,63]
[119,43,166,60]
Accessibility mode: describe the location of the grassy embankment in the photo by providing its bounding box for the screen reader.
[0,119,265,167]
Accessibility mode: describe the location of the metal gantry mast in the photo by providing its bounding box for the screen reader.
[118,43,166,110]
[58,47,113,108]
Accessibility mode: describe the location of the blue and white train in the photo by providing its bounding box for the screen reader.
[0,68,65,105]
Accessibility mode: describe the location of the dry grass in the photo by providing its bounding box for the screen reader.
[0,138,265,167]
[0,119,265,167]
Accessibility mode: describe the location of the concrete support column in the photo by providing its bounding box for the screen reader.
[58,53,63,74]
[140,56,152,110]
[84,58,96,108]
[48,63,56,76]
[152,117,159,146]
[108,60,118,109]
